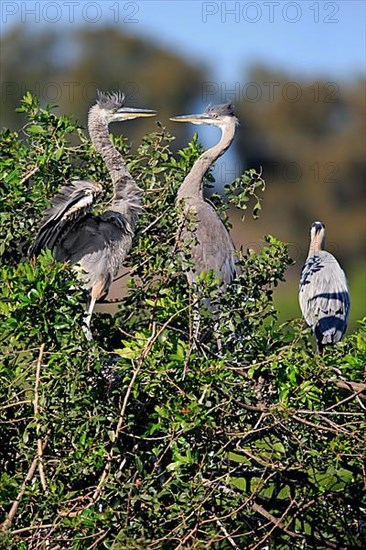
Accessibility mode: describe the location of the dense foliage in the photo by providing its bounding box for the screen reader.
[0,95,365,549]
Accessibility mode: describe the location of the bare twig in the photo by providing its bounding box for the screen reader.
[1,438,48,532]
[251,501,303,549]
[215,518,241,549]
[333,379,366,402]
[94,307,192,501]
[292,414,342,435]
[141,211,167,234]
[19,165,39,185]
[0,399,32,411]
[33,343,48,493]
[86,529,110,549]
[10,523,55,535]
[91,324,159,503]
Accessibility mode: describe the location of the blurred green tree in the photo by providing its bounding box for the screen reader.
[233,66,365,330]
[236,65,365,263]
[0,25,206,142]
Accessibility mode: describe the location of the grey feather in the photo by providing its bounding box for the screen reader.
[30,180,102,257]
[30,91,149,338]
[96,90,125,110]
[174,105,238,286]
[55,211,133,295]
[299,239,350,352]
[178,201,236,286]
[205,103,236,117]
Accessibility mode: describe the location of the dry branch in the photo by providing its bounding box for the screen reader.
[1,438,48,533]
[251,501,303,547]
[334,379,366,401]
[33,343,47,493]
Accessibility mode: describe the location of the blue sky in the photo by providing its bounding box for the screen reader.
[2,0,364,176]
[1,0,365,84]
[136,0,366,81]
[2,0,364,153]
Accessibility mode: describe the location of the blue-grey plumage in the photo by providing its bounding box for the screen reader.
[30,92,156,339]
[299,222,350,353]
[170,103,238,287]
[170,104,239,350]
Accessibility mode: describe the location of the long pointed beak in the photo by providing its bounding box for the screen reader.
[170,114,208,124]
[118,107,157,118]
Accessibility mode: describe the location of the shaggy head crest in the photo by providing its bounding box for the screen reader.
[96,91,126,110]
[205,103,236,117]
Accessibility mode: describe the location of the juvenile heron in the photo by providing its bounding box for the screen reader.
[170,103,238,287]
[170,104,238,346]
[30,91,156,339]
[299,221,350,353]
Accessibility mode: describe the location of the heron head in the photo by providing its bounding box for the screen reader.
[96,91,156,124]
[170,103,238,129]
[310,221,326,246]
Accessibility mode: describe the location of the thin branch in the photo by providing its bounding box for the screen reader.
[297,410,364,416]
[1,437,48,532]
[251,501,303,549]
[19,165,39,185]
[291,414,342,435]
[86,529,110,550]
[10,523,55,535]
[91,323,159,503]
[0,400,32,411]
[33,343,47,493]
[333,380,366,402]
[141,210,167,234]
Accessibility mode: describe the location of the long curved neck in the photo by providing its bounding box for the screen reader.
[88,105,142,226]
[308,233,325,256]
[177,122,236,201]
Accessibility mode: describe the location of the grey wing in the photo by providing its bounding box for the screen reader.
[57,210,133,293]
[30,180,103,257]
[179,202,237,285]
[299,252,350,343]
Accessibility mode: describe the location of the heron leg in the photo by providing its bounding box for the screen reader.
[83,278,108,341]
[83,296,97,341]
[316,340,324,355]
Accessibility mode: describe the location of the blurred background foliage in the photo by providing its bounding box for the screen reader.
[1,22,365,329]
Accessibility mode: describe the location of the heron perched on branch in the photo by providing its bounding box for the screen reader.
[170,103,238,287]
[30,91,156,339]
[170,104,238,346]
[299,222,350,354]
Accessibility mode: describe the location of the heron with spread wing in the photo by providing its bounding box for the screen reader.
[299,222,350,353]
[30,91,156,339]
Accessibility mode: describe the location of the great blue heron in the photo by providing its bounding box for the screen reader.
[299,221,350,353]
[170,104,238,345]
[170,103,238,287]
[30,91,156,339]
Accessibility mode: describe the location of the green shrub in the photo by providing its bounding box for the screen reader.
[0,95,365,549]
